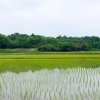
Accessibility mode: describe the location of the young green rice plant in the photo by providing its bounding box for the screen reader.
[0,68,100,100]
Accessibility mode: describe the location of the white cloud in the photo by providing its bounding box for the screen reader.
[0,0,100,36]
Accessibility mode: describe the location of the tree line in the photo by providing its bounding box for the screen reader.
[0,33,100,51]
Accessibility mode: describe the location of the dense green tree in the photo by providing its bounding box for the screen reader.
[0,34,8,48]
[38,44,56,51]
[0,33,99,51]
[81,42,92,51]
[60,42,73,51]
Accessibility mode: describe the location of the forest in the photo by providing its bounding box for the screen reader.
[0,33,100,51]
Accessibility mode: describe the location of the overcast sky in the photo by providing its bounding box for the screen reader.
[0,0,100,37]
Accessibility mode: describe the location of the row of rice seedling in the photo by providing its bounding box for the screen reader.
[0,53,100,59]
[0,68,100,100]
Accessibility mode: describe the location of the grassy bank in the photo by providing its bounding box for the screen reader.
[0,49,100,54]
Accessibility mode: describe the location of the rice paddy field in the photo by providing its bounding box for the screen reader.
[0,53,100,72]
[0,53,100,100]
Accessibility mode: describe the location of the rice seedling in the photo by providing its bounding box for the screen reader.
[0,68,100,100]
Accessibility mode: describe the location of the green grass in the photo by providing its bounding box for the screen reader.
[0,53,100,73]
[0,53,100,59]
